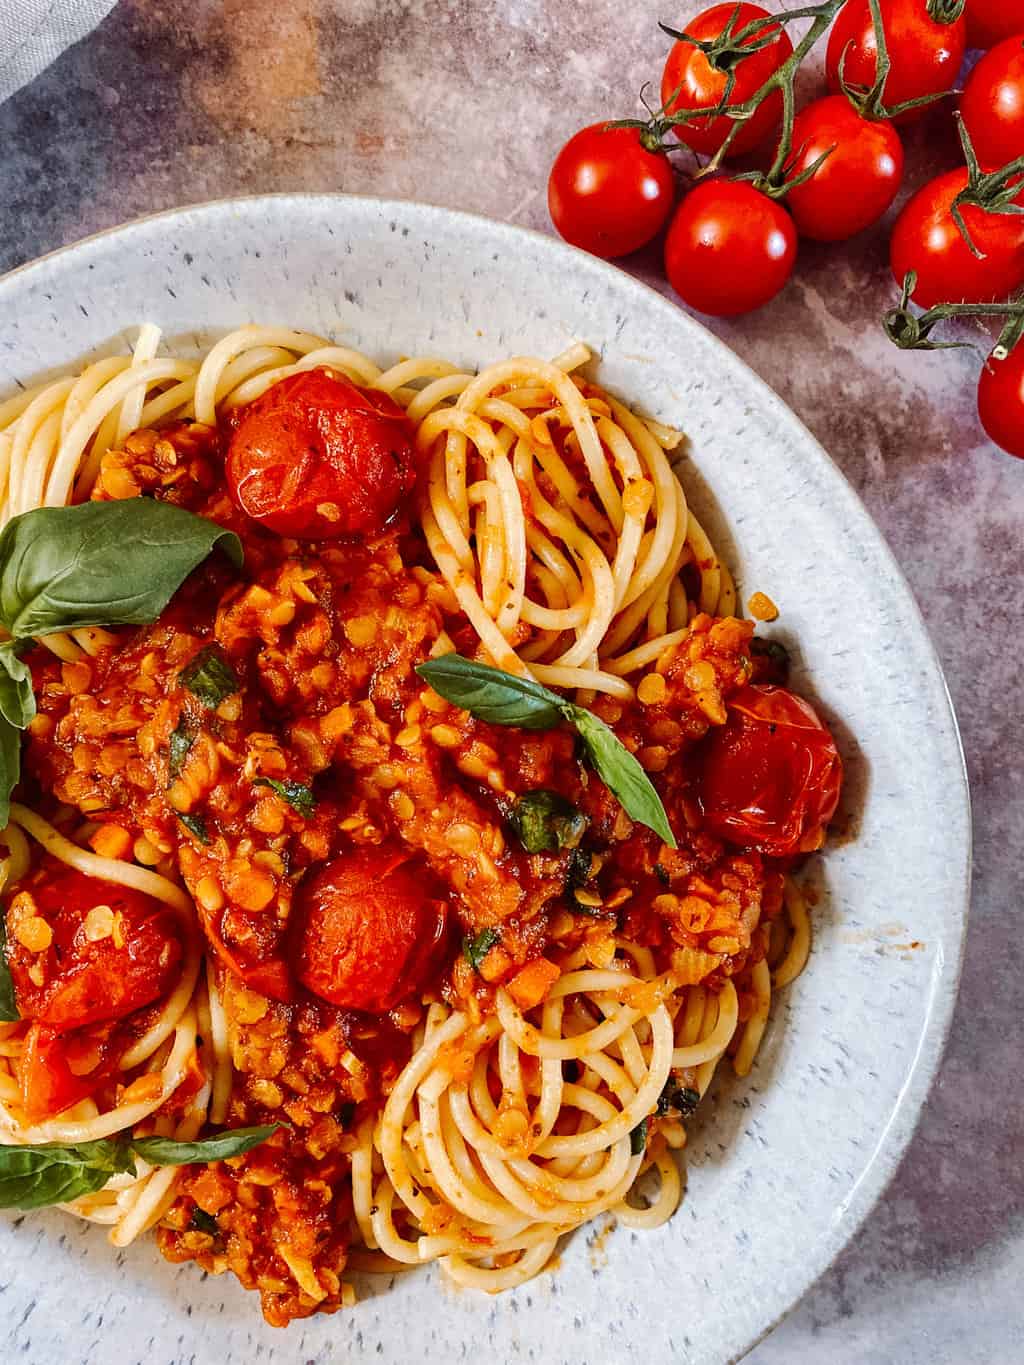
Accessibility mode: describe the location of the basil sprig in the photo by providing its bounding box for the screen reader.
[416,655,676,848]
[0,1124,277,1211]
[0,499,243,824]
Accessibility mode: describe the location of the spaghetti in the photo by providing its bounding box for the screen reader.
[0,325,837,1321]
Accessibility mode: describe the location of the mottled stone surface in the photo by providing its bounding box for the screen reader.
[0,3,1021,1362]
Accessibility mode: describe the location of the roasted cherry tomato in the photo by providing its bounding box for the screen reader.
[977,342,1024,457]
[664,180,797,316]
[826,0,967,124]
[17,1023,119,1122]
[783,96,904,241]
[661,3,794,156]
[291,844,448,1013]
[890,168,1024,305]
[695,683,842,857]
[225,369,416,540]
[967,1,1024,51]
[960,35,1024,170]
[5,865,181,1029]
[547,124,675,259]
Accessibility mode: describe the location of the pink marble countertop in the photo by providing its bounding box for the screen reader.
[1,2,1021,1360]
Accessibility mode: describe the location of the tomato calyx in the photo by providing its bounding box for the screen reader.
[658,7,789,77]
[833,0,959,121]
[947,115,1024,261]
[882,272,1024,353]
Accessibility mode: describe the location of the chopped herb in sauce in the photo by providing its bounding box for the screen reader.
[630,1118,648,1155]
[656,1079,701,1118]
[253,777,316,817]
[189,1207,220,1237]
[168,717,194,779]
[510,788,588,854]
[463,927,500,973]
[176,811,211,845]
[178,645,239,710]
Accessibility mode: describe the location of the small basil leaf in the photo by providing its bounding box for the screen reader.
[176,812,211,845]
[629,1117,648,1156]
[189,1206,221,1236]
[168,718,194,780]
[416,655,564,730]
[564,847,594,895]
[0,500,242,640]
[177,645,239,710]
[656,1081,701,1118]
[0,905,20,1022]
[0,644,35,730]
[463,927,500,973]
[510,789,587,854]
[0,1137,135,1210]
[253,777,316,818]
[566,706,676,849]
[0,711,22,831]
[129,1123,279,1167]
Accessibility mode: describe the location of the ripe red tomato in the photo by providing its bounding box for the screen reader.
[695,684,843,858]
[784,96,904,241]
[17,1022,119,1121]
[977,342,1024,457]
[826,0,967,123]
[967,1,1024,51]
[548,125,675,259]
[6,865,181,1029]
[291,845,448,1012]
[226,370,416,540]
[890,168,1024,305]
[664,180,797,316]
[960,35,1024,169]
[660,3,794,156]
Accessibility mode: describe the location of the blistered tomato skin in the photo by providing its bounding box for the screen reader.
[695,683,842,857]
[225,370,417,540]
[6,865,182,1030]
[291,844,448,1013]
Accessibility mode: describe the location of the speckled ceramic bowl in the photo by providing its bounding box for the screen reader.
[0,197,970,1365]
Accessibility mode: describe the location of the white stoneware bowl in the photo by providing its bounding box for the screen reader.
[0,197,970,1365]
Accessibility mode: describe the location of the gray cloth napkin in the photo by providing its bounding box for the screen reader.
[0,0,117,103]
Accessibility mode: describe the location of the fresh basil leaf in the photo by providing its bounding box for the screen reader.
[564,847,593,895]
[510,789,587,854]
[0,711,22,831]
[0,499,242,640]
[176,812,211,845]
[189,1206,221,1236]
[416,655,563,730]
[0,906,20,1022]
[0,1137,134,1210]
[178,645,239,710]
[656,1081,701,1118]
[168,717,194,780]
[253,777,316,817]
[629,1117,648,1156]
[0,644,35,730]
[566,706,676,849]
[129,1123,278,1167]
[463,926,500,973]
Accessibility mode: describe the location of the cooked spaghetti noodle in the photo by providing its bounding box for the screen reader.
[0,325,838,1323]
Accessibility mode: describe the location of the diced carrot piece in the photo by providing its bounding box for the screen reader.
[507,957,560,1011]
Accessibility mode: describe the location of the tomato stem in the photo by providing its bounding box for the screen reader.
[883,271,1024,351]
[950,115,1024,260]
[925,0,966,24]
[836,0,956,121]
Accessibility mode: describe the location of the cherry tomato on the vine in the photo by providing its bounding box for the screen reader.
[826,0,967,124]
[966,1,1024,52]
[547,124,675,260]
[664,180,797,316]
[960,35,1024,170]
[890,169,1024,306]
[660,3,794,156]
[783,95,904,241]
[977,342,1024,458]
[694,684,843,858]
